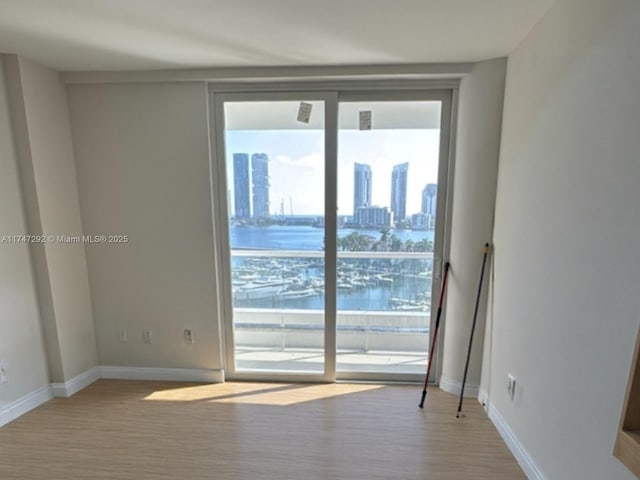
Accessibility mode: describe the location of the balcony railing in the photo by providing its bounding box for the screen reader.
[231,249,434,354]
[234,308,429,353]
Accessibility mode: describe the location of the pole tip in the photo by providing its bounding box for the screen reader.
[483,243,490,254]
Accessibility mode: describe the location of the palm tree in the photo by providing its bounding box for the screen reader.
[414,239,434,252]
[379,227,391,243]
[342,231,369,251]
[390,235,403,252]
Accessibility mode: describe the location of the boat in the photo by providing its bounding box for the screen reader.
[276,288,317,300]
[235,280,289,300]
[238,273,260,281]
[376,274,394,284]
[389,297,411,306]
[395,304,429,312]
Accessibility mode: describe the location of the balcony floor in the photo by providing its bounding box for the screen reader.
[235,347,428,375]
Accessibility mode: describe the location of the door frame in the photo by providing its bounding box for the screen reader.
[334,89,454,383]
[210,91,338,383]
[208,82,458,383]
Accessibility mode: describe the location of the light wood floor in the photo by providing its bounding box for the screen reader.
[0,380,524,479]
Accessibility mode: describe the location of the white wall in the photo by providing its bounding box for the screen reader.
[0,60,50,408]
[64,73,507,384]
[440,58,506,396]
[486,0,640,478]
[18,57,98,381]
[3,55,98,383]
[67,83,222,372]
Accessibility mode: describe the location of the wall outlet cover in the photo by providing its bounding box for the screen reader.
[507,374,516,400]
[0,363,8,385]
[184,328,194,344]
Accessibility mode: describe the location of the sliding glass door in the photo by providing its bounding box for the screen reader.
[336,97,446,379]
[214,93,335,379]
[212,88,452,382]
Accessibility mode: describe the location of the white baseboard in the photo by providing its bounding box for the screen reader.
[99,366,225,383]
[0,385,52,428]
[1,367,224,428]
[51,367,100,398]
[478,388,490,411]
[487,403,547,480]
[439,375,479,398]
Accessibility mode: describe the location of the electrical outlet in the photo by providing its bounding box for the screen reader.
[184,328,194,344]
[507,374,516,400]
[143,329,153,344]
[0,362,8,385]
[119,328,128,343]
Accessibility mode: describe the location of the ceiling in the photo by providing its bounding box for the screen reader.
[0,0,555,72]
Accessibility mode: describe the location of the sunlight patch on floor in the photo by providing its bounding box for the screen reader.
[144,382,384,405]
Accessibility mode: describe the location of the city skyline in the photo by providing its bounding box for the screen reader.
[232,153,250,219]
[235,154,435,228]
[353,162,372,216]
[225,129,440,217]
[232,152,272,219]
[390,162,409,222]
[251,153,270,219]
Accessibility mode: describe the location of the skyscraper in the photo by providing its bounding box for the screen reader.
[233,153,250,219]
[353,163,372,216]
[390,162,409,223]
[421,183,437,215]
[251,153,270,219]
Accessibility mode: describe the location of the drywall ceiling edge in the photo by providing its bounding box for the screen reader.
[60,62,474,85]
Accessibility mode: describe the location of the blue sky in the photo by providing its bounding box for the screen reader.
[225,129,440,216]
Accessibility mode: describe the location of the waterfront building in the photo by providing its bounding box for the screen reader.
[390,162,409,222]
[251,153,270,219]
[421,183,437,216]
[353,163,372,216]
[411,213,429,230]
[354,205,392,228]
[233,153,250,218]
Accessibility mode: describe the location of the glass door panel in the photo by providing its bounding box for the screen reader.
[336,100,442,375]
[223,99,326,374]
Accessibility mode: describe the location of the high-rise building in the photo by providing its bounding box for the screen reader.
[421,183,437,215]
[251,153,270,219]
[354,206,392,228]
[390,162,409,222]
[233,153,250,218]
[353,163,372,216]
[410,213,429,230]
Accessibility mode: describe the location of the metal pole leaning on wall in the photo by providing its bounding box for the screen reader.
[456,243,490,418]
[419,261,451,408]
